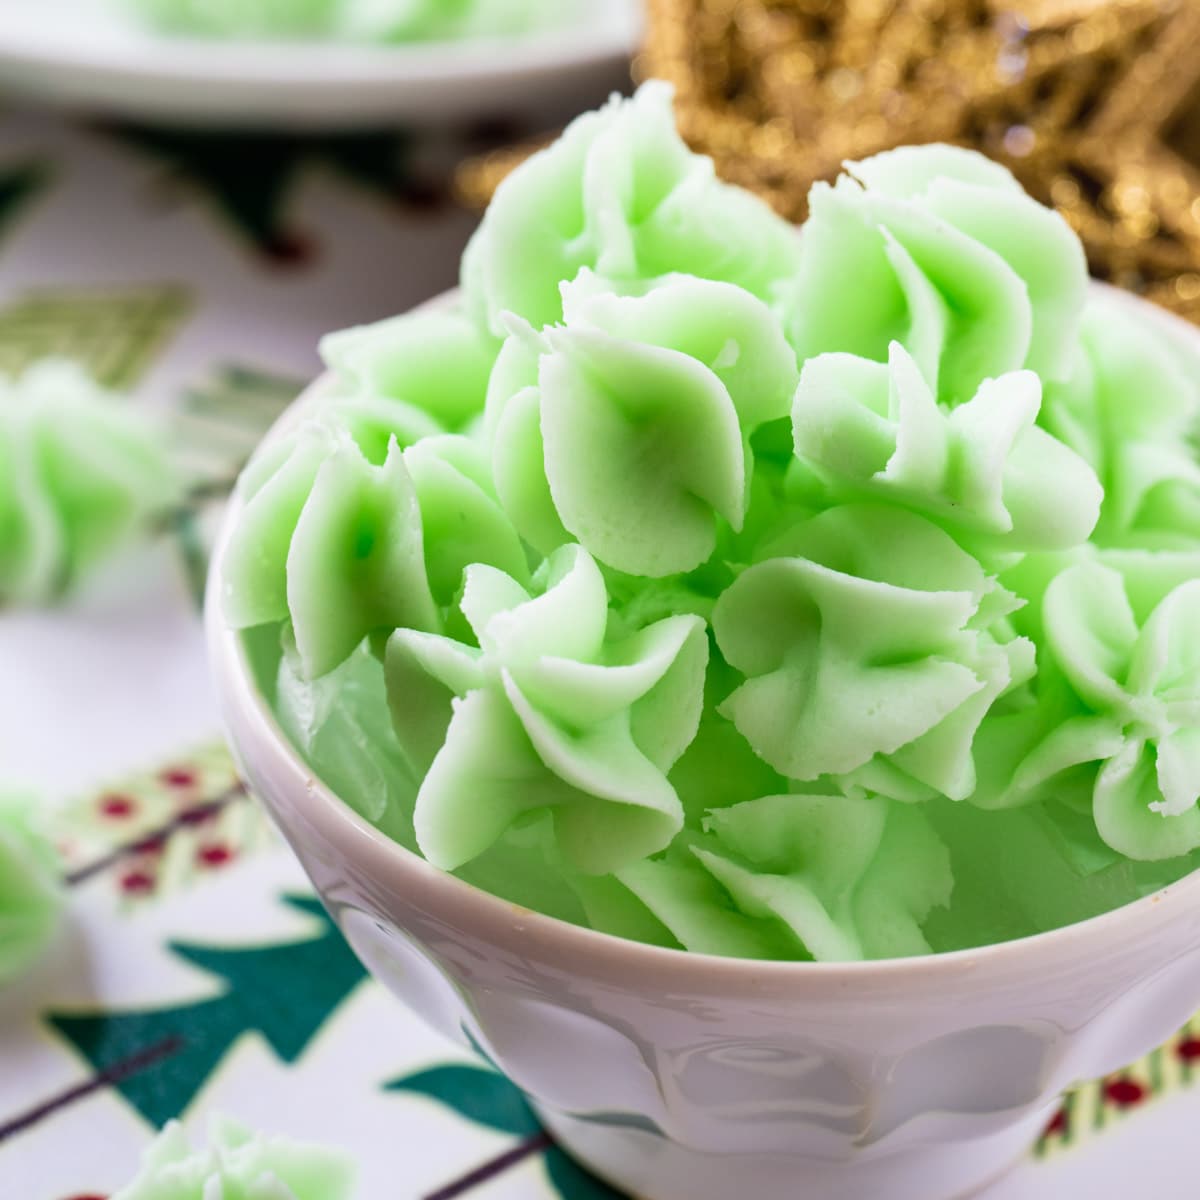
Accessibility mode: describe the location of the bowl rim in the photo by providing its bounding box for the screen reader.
[206,280,1200,991]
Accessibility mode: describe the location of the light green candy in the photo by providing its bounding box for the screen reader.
[0,793,64,986]
[1007,561,1200,860]
[344,0,576,41]
[127,0,570,40]
[489,272,798,576]
[320,307,499,438]
[1041,293,1200,547]
[385,543,708,874]
[0,361,177,605]
[224,415,526,678]
[127,0,340,36]
[597,792,951,962]
[783,144,1087,405]
[461,82,803,335]
[112,1115,355,1200]
[791,340,1103,550]
[714,504,1034,801]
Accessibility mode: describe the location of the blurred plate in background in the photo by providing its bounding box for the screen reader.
[0,0,640,129]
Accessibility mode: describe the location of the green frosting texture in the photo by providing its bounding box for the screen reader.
[994,562,1200,861]
[782,145,1087,404]
[222,84,1200,961]
[714,505,1035,801]
[0,361,177,605]
[386,544,707,873]
[1042,292,1200,547]
[489,272,798,575]
[607,793,952,961]
[112,1115,355,1200]
[0,793,64,986]
[462,82,803,335]
[791,343,1103,551]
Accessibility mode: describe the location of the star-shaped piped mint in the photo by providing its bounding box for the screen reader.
[386,544,708,874]
[113,1114,355,1200]
[1041,293,1200,548]
[791,340,1102,551]
[1009,561,1200,860]
[781,144,1087,405]
[713,504,1034,799]
[608,791,951,962]
[0,360,177,604]
[320,305,499,437]
[488,271,798,577]
[462,82,802,335]
[224,418,526,678]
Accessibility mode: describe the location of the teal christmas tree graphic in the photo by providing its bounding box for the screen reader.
[0,163,46,243]
[48,895,367,1128]
[108,126,429,262]
[389,1065,624,1199]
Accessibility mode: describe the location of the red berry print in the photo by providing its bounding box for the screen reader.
[162,767,197,789]
[100,795,136,819]
[1043,1106,1068,1139]
[197,843,233,868]
[1177,1038,1200,1063]
[1104,1078,1146,1107]
[120,870,155,895]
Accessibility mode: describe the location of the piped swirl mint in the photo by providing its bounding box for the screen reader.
[0,361,177,605]
[1002,562,1200,860]
[782,144,1087,404]
[462,82,803,335]
[791,342,1103,551]
[386,544,706,873]
[1042,292,1200,547]
[488,272,798,575]
[714,505,1034,800]
[113,1115,355,1200]
[594,792,952,962]
[222,84,1200,961]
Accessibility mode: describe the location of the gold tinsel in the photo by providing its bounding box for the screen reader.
[641,0,1200,321]
[459,0,1200,322]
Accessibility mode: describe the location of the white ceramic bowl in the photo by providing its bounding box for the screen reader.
[206,286,1200,1200]
[0,0,640,129]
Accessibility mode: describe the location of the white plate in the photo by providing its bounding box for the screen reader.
[0,0,641,129]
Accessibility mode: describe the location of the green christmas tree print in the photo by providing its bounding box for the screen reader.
[0,284,190,385]
[389,1065,625,1199]
[0,163,47,243]
[110,126,427,262]
[49,895,366,1128]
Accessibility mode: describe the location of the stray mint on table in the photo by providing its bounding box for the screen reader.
[112,1114,356,1200]
[221,83,1200,963]
[127,0,588,41]
[0,360,178,605]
